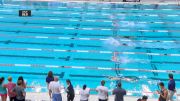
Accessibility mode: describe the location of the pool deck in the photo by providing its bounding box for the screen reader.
[25,92,157,101]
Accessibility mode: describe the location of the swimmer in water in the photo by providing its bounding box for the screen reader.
[112,52,119,62]
[106,76,139,83]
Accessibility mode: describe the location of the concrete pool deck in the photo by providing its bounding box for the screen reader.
[1,90,180,101]
[25,92,157,101]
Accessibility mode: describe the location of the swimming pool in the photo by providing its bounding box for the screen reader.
[0,0,179,98]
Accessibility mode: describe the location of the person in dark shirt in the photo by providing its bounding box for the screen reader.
[46,71,54,99]
[167,73,176,101]
[112,82,126,101]
[157,82,168,101]
[12,80,26,101]
[66,79,75,101]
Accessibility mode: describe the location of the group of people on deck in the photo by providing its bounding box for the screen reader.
[0,71,176,101]
[0,76,26,101]
[46,71,176,101]
[46,71,126,101]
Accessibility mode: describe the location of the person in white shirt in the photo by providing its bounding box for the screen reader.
[80,85,90,101]
[96,80,108,101]
[49,77,62,101]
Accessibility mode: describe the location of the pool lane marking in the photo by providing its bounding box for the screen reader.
[43,27,55,29]
[1,4,176,11]
[71,66,86,69]
[0,34,179,43]
[2,9,179,18]
[64,27,75,30]
[3,4,20,6]
[149,14,158,17]
[49,19,61,21]
[138,30,150,32]
[71,12,79,15]
[1,63,179,74]
[45,65,59,68]
[1,19,180,31]
[157,30,169,32]
[0,10,13,12]
[86,20,96,22]
[86,13,95,15]
[14,64,31,67]
[35,36,49,39]
[154,22,164,24]
[79,38,91,40]
[58,37,71,39]
[76,50,89,53]
[0,47,179,56]
[82,28,93,30]
[0,15,179,25]
[167,15,179,17]
[69,19,79,21]
[53,49,66,52]
[52,12,63,14]
[27,48,42,51]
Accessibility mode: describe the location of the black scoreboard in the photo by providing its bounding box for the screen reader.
[19,10,31,17]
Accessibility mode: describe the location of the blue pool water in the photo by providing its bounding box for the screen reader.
[0,0,180,98]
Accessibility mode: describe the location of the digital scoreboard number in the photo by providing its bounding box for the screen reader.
[19,10,31,17]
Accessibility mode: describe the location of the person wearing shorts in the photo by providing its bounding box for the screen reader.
[0,77,7,101]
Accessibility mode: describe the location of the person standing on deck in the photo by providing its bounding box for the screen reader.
[80,84,90,101]
[4,76,16,101]
[96,80,108,101]
[12,80,26,101]
[0,77,7,101]
[167,74,176,101]
[157,82,168,101]
[66,79,75,101]
[112,82,126,101]
[49,77,63,101]
[46,71,54,99]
